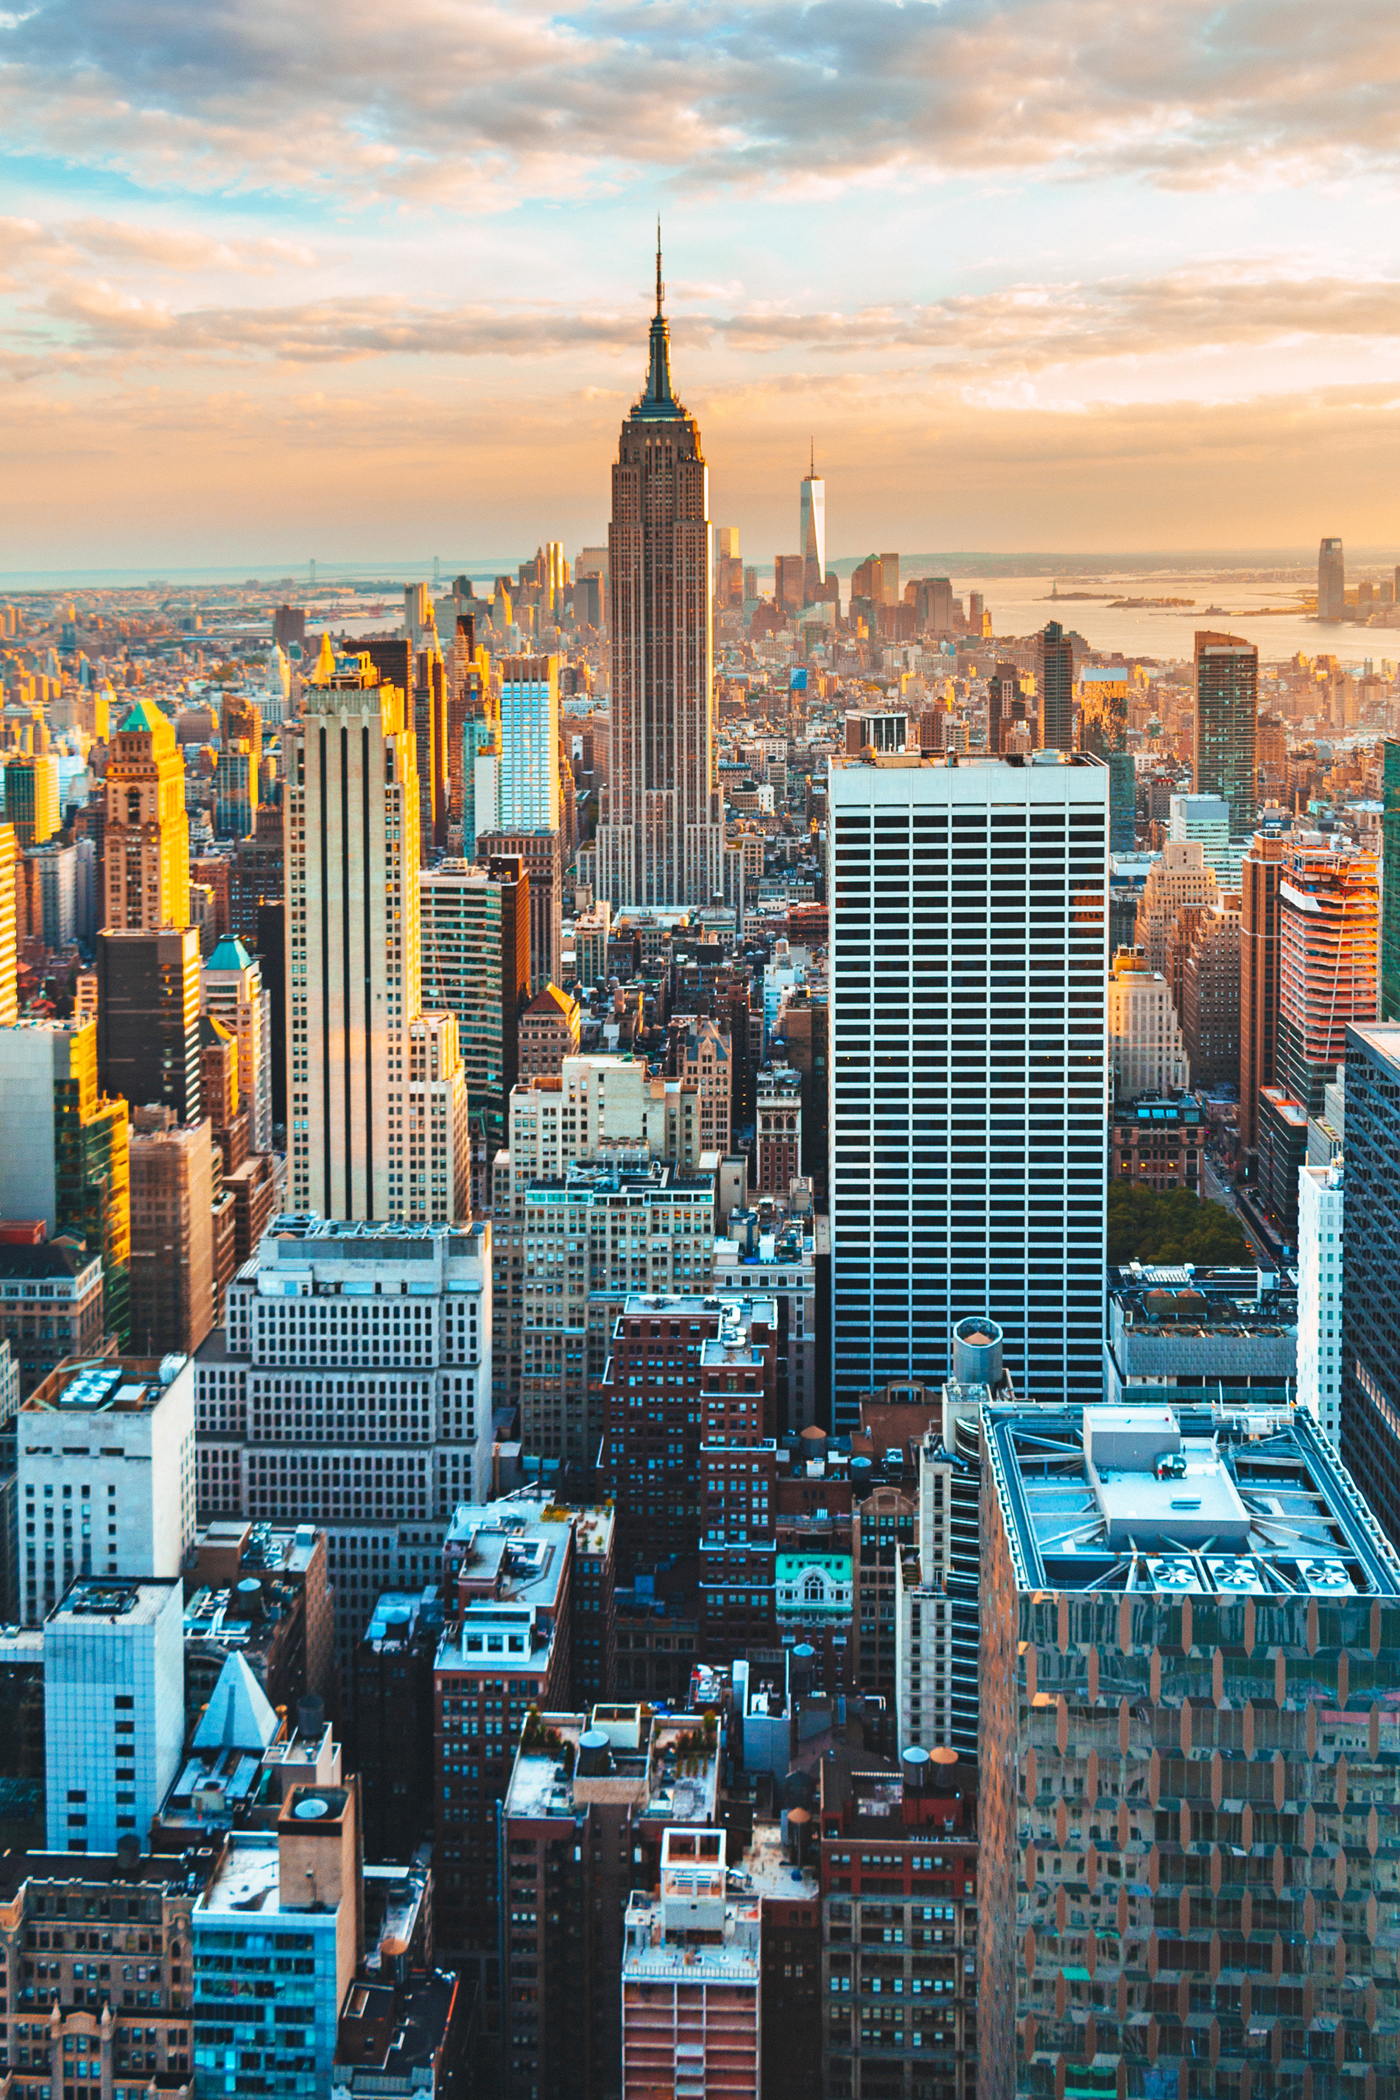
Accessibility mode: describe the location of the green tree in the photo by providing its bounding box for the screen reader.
[1107,1179,1248,1266]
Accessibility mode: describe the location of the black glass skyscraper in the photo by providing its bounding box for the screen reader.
[1037,620,1073,751]
[1193,628,1258,837]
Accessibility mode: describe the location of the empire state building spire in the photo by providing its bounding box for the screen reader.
[639,220,681,419]
[588,238,728,912]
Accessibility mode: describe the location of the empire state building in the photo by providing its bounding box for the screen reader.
[593,242,725,912]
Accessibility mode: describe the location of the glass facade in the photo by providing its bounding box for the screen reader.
[1193,633,1258,839]
[193,1914,339,2096]
[1381,741,1400,1022]
[1339,1022,1400,1552]
[54,1030,130,1349]
[980,1402,1400,2098]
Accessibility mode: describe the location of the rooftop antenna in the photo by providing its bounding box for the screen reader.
[656,218,664,314]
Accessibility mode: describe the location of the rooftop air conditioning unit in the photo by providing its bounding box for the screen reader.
[1146,1556,1203,1593]
[1296,1559,1354,1594]
[1206,1557,1261,1592]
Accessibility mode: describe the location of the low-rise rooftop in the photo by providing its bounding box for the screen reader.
[23,1355,187,1415]
[503,1705,721,1826]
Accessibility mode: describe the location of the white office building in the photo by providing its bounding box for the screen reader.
[1298,1158,1344,1446]
[827,750,1108,1427]
[194,1217,492,1660]
[19,1355,196,1626]
[1169,791,1243,886]
[44,1576,185,1853]
[486,654,561,833]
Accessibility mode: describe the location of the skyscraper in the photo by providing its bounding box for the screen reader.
[1342,1022,1400,1545]
[420,856,530,1149]
[493,655,561,833]
[1318,534,1346,621]
[1238,827,1288,1159]
[201,934,274,1154]
[103,699,189,930]
[799,441,825,605]
[592,240,724,911]
[1277,840,1378,1115]
[44,1577,186,1854]
[3,752,60,848]
[1193,629,1258,837]
[0,821,16,1026]
[127,1115,216,1356]
[1037,620,1074,751]
[1382,739,1400,1019]
[284,643,468,1221]
[827,750,1108,1427]
[95,925,202,1123]
[979,1397,1400,2097]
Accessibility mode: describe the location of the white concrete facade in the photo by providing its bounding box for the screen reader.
[44,1577,185,1854]
[19,1355,196,1625]
[1298,1159,1344,1447]
[194,1216,494,1526]
[827,752,1109,1427]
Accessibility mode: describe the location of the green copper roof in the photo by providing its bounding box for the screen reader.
[204,935,254,973]
[118,699,170,735]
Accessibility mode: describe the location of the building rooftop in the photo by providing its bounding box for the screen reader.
[0,1846,220,1901]
[334,1971,457,2081]
[1109,1263,1296,1336]
[831,749,1103,774]
[436,1502,571,1677]
[23,1355,187,1415]
[1347,1021,1400,1071]
[203,936,255,974]
[503,1706,721,1826]
[1113,1092,1205,1123]
[195,1832,285,1918]
[986,1401,1400,1597]
[736,1819,818,1904]
[0,1241,102,1285]
[257,1215,489,1265]
[623,1892,760,1982]
[49,1577,181,1628]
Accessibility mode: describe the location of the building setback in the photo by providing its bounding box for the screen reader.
[193,1216,492,1688]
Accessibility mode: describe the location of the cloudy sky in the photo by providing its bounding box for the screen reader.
[3,0,1400,571]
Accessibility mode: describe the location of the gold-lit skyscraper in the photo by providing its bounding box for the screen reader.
[592,239,724,911]
[103,699,189,929]
[284,642,468,1222]
[0,822,16,1026]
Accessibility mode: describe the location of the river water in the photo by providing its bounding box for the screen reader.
[948,572,1396,669]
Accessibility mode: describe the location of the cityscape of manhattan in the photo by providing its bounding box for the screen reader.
[1,3,1399,2099]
